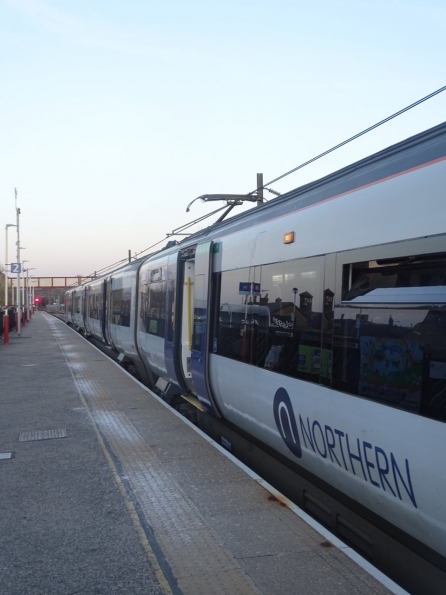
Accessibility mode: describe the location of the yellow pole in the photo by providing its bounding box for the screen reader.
[187,276,192,351]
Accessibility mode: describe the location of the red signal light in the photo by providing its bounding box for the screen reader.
[35,297,40,303]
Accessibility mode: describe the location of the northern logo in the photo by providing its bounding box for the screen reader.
[273,387,302,458]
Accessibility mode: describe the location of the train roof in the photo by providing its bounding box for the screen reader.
[68,120,446,278]
[176,120,446,246]
[65,256,148,292]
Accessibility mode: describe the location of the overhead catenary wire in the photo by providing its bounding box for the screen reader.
[80,238,174,283]
[80,84,446,283]
[254,83,446,194]
[82,236,176,281]
[80,205,231,282]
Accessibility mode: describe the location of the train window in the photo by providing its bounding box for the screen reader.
[111,289,122,324]
[333,254,446,422]
[343,256,446,302]
[110,288,131,327]
[214,267,259,364]
[166,265,176,343]
[121,289,131,326]
[192,274,205,352]
[213,258,331,386]
[98,292,103,320]
[257,257,327,383]
[139,279,166,338]
[88,292,102,320]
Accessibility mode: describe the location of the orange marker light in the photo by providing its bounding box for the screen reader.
[283,232,295,244]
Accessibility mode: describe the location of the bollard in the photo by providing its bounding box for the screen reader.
[4,309,9,345]
[22,310,26,327]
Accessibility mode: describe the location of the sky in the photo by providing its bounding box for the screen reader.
[1,0,445,277]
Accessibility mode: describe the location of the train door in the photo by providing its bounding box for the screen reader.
[100,281,107,343]
[104,277,114,348]
[175,242,219,413]
[180,258,195,393]
[164,255,181,389]
[82,286,87,331]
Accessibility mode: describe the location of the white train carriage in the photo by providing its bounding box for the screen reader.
[133,122,446,562]
[136,253,171,382]
[104,259,144,368]
[64,122,446,574]
[65,289,74,325]
[70,285,86,332]
[84,279,106,342]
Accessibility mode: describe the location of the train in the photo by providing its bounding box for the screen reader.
[65,122,446,578]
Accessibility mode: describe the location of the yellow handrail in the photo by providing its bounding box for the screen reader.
[187,276,192,351]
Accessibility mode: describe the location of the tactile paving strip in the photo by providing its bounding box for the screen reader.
[19,428,68,442]
[47,316,260,595]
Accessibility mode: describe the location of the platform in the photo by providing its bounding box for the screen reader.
[0,312,405,594]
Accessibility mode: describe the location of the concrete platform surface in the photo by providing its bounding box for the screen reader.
[0,312,403,595]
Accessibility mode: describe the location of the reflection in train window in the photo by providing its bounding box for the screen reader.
[343,256,446,301]
[140,279,166,338]
[212,252,446,422]
[214,257,332,387]
[88,292,102,320]
[215,267,259,365]
[258,257,326,384]
[166,273,176,343]
[111,288,131,327]
[65,293,72,314]
[334,251,446,422]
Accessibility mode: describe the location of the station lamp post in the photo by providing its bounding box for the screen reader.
[19,257,29,326]
[17,247,26,305]
[14,189,23,335]
[25,268,36,320]
[4,223,16,306]
[30,276,37,306]
[22,260,29,320]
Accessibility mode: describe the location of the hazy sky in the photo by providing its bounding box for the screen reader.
[1,0,445,277]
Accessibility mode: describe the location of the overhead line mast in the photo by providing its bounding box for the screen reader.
[15,188,22,336]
